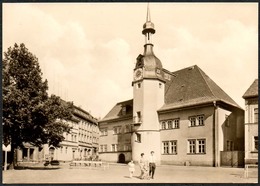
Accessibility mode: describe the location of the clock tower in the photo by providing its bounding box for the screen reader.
[131,4,165,163]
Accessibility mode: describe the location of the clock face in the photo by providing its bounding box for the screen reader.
[134,69,143,80]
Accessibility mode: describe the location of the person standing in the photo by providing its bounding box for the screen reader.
[138,153,146,179]
[149,151,156,179]
[128,160,135,178]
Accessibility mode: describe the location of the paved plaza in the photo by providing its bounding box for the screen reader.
[2,163,258,184]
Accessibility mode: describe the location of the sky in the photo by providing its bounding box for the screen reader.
[3,3,258,119]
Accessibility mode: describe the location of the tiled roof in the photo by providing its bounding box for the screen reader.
[100,99,133,122]
[243,79,258,98]
[160,65,241,111]
[101,65,242,120]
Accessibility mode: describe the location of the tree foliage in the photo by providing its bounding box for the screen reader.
[3,43,73,151]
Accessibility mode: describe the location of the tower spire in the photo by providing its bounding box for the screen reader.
[146,3,151,22]
[142,3,155,44]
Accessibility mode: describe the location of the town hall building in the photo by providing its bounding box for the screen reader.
[98,6,244,167]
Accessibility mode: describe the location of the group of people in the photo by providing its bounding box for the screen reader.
[128,151,156,180]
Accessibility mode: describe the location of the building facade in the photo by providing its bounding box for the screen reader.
[243,79,258,164]
[98,100,133,163]
[17,105,99,163]
[98,6,244,167]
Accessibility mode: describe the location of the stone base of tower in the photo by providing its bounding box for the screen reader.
[131,131,161,165]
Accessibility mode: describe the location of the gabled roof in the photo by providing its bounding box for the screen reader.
[100,99,133,122]
[159,65,241,111]
[243,79,258,99]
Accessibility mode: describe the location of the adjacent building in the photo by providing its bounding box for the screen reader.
[16,104,99,163]
[98,6,244,167]
[243,79,258,164]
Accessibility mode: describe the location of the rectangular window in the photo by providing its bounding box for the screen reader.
[137,112,142,122]
[100,128,108,136]
[162,141,177,154]
[173,119,179,128]
[189,117,196,127]
[100,145,107,152]
[163,141,169,154]
[113,126,121,135]
[254,136,258,151]
[188,139,206,154]
[197,139,206,153]
[189,115,204,127]
[188,140,196,154]
[111,144,117,152]
[135,133,141,143]
[170,141,177,154]
[198,115,204,126]
[167,120,172,129]
[137,83,141,89]
[254,108,258,123]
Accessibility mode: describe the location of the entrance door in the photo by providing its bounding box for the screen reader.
[118,153,125,163]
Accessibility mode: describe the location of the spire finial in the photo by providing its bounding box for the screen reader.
[146,3,151,22]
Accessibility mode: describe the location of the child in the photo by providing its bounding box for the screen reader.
[128,160,135,178]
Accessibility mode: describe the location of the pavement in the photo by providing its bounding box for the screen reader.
[2,162,258,184]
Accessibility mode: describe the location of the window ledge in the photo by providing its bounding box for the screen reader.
[188,125,205,128]
[187,153,206,155]
[162,153,177,155]
[160,128,180,131]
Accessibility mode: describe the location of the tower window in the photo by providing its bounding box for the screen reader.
[136,111,142,123]
[135,133,141,143]
[137,83,141,89]
[159,83,162,88]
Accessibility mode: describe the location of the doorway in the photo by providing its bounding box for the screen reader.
[118,153,125,163]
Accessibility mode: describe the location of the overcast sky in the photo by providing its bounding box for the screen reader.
[3,3,258,119]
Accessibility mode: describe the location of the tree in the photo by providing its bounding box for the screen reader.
[3,43,73,168]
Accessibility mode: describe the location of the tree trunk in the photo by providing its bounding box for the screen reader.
[9,144,18,169]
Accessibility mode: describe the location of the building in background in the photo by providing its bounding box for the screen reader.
[98,5,244,167]
[16,104,99,163]
[243,79,258,165]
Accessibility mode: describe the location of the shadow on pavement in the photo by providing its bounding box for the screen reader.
[15,166,60,170]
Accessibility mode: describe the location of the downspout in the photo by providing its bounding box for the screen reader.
[213,101,219,167]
